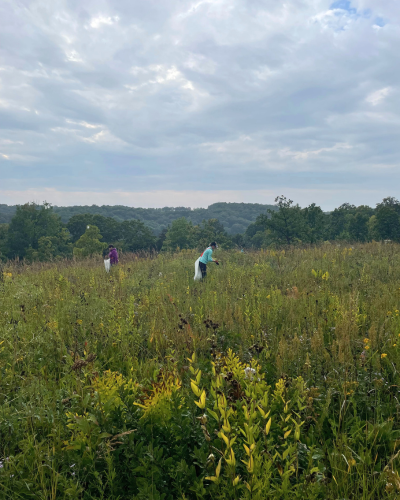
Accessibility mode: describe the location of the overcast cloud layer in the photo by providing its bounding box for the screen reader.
[0,0,399,209]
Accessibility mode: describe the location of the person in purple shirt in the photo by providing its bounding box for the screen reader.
[108,245,119,265]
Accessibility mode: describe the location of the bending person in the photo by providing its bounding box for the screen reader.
[109,245,119,266]
[199,242,219,279]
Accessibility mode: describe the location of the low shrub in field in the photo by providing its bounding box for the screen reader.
[1,244,400,499]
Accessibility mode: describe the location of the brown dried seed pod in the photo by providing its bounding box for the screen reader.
[71,359,88,371]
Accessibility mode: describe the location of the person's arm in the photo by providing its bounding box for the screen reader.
[206,249,218,264]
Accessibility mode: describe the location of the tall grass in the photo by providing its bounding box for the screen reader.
[1,243,400,499]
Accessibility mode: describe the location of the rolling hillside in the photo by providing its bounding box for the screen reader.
[0,202,276,234]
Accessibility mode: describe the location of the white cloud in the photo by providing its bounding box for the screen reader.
[280,143,353,160]
[51,125,127,148]
[0,153,38,162]
[201,136,272,165]
[65,50,83,63]
[0,139,23,145]
[128,64,197,92]
[66,119,102,129]
[82,129,127,146]
[1,0,400,204]
[177,0,229,20]
[366,87,391,106]
[183,54,216,74]
[310,8,355,32]
[89,15,119,29]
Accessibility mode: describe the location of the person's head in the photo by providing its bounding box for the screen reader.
[108,244,114,250]
[210,242,217,250]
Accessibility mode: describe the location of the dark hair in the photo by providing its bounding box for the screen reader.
[210,242,217,247]
[108,244,114,249]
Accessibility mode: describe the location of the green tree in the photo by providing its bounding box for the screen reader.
[193,218,233,250]
[244,222,268,248]
[67,214,122,243]
[256,196,306,245]
[73,225,105,258]
[376,196,400,215]
[302,203,326,243]
[7,202,72,260]
[37,237,56,261]
[375,206,400,241]
[119,220,156,252]
[0,224,8,261]
[348,212,369,242]
[162,218,195,251]
[245,222,266,240]
[326,203,356,240]
[231,233,245,248]
[250,230,272,248]
[367,215,380,241]
[156,228,168,251]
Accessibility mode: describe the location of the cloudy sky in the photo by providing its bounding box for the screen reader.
[0,0,398,209]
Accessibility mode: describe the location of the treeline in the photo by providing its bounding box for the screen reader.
[0,202,275,235]
[0,196,399,262]
[0,203,234,262]
[242,196,400,247]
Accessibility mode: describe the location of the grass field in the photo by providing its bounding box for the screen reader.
[1,243,400,499]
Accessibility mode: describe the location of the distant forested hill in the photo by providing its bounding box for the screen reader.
[0,202,276,234]
[0,204,17,223]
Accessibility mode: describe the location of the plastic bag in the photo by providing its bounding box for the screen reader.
[194,257,202,281]
[104,258,111,273]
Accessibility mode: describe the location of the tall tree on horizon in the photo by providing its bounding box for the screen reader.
[256,196,306,245]
[6,202,71,260]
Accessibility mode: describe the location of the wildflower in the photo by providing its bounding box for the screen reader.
[244,367,256,380]
[381,353,387,359]
[393,344,397,347]
[365,345,370,350]
[363,338,369,343]
[76,319,83,325]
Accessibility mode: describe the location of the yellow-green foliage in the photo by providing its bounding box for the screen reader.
[1,244,400,499]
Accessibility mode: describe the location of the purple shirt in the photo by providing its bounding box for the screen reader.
[109,248,119,265]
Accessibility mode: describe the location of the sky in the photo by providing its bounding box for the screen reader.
[0,0,399,210]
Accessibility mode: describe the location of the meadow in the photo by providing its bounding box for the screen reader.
[1,243,400,499]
